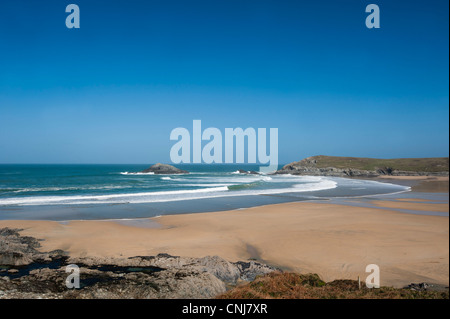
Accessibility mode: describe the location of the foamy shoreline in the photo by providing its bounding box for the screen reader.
[0,175,413,220]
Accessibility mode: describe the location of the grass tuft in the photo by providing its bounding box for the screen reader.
[217,272,449,299]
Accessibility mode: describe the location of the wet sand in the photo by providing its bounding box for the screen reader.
[372,201,449,212]
[376,176,449,193]
[1,199,448,288]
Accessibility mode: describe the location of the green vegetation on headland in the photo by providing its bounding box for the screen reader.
[305,156,448,172]
[218,272,449,299]
[276,155,449,177]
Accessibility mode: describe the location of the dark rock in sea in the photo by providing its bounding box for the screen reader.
[141,163,188,175]
[0,228,278,299]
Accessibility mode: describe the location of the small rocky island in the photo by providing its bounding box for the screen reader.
[141,163,188,174]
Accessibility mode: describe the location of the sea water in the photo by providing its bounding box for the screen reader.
[0,164,410,220]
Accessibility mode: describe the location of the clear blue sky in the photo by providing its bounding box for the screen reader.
[0,0,448,164]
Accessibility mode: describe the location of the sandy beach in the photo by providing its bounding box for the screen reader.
[1,191,448,288]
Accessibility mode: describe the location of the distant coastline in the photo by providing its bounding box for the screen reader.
[275,155,449,177]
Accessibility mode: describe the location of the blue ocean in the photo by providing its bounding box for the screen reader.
[0,164,410,220]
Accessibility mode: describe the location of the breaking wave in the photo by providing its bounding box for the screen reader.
[0,177,338,206]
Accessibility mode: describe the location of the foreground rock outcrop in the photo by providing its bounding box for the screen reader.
[0,228,66,266]
[275,156,449,177]
[140,163,188,174]
[0,228,276,299]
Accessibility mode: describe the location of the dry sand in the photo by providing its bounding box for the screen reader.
[1,201,448,288]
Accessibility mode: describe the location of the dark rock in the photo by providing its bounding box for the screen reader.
[141,163,188,174]
[404,282,430,291]
[0,228,66,266]
[376,167,393,175]
[234,260,277,281]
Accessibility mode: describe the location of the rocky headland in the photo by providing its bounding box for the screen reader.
[275,155,449,178]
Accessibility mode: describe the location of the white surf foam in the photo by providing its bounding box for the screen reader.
[120,172,155,175]
[0,186,230,206]
[0,177,339,206]
[8,185,134,193]
[0,175,411,207]
[180,183,235,187]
